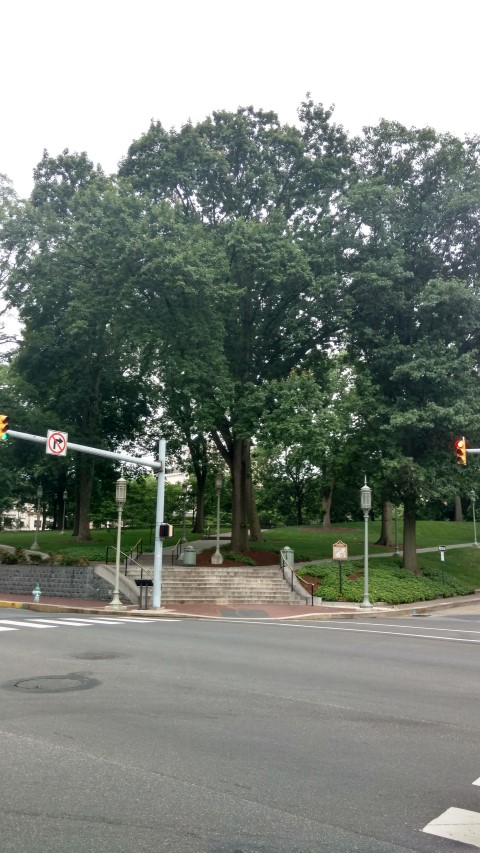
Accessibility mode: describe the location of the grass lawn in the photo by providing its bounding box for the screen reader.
[257,521,478,561]
[0,527,197,561]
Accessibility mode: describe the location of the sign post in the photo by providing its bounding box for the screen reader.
[438,545,446,583]
[333,540,348,596]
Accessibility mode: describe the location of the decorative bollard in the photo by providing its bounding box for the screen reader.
[32,583,41,603]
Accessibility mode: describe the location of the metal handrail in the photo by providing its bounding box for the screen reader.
[130,538,143,560]
[171,538,186,565]
[280,554,314,606]
[105,545,152,580]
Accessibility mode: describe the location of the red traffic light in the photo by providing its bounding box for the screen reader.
[454,437,467,465]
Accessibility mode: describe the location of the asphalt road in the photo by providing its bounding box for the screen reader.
[1,609,480,852]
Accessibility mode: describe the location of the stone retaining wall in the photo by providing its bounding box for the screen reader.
[0,565,113,600]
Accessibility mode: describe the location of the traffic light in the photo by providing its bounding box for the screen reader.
[159,523,174,539]
[454,436,467,465]
[0,414,9,441]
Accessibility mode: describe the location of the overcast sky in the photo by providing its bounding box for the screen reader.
[2,0,479,198]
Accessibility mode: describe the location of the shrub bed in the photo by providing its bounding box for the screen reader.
[297,558,475,604]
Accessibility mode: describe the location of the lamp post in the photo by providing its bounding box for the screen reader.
[106,477,127,611]
[181,481,188,543]
[61,489,67,535]
[211,470,224,565]
[470,491,479,548]
[30,484,43,551]
[394,505,400,556]
[360,476,373,608]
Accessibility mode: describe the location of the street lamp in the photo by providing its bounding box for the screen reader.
[394,505,400,556]
[30,484,43,551]
[360,476,373,608]
[181,481,188,544]
[61,489,68,535]
[106,477,127,611]
[211,470,224,565]
[470,491,479,548]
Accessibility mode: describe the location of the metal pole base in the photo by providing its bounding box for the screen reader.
[105,595,127,611]
[211,552,223,565]
[360,597,373,609]
[30,541,40,551]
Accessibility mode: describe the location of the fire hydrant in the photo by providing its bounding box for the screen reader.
[32,583,41,603]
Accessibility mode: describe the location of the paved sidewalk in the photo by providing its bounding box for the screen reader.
[1,589,480,620]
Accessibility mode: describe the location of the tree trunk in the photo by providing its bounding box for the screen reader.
[246,449,262,541]
[230,438,249,552]
[322,485,333,529]
[192,470,206,533]
[75,454,93,541]
[402,497,417,571]
[376,501,393,546]
[454,494,464,522]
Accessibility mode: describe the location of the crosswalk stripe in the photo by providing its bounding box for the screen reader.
[58,618,119,624]
[0,616,179,631]
[423,807,480,847]
[28,619,90,627]
[473,777,480,786]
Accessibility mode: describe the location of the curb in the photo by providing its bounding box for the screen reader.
[1,594,480,620]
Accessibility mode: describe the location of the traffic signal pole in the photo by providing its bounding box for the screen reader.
[153,439,166,608]
[8,429,163,471]
[7,428,166,609]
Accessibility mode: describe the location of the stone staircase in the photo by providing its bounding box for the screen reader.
[159,565,308,606]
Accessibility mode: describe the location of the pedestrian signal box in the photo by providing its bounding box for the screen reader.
[159,523,174,539]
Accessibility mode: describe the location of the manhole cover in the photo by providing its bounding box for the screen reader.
[73,652,122,660]
[14,674,100,693]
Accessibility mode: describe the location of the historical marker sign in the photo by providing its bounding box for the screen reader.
[333,540,348,561]
[46,429,68,457]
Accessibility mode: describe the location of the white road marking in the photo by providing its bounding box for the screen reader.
[333,619,480,635]
[62,617,121,624]
[59,617,160,624]
[422,807,480,847]
[0,616,179,631]
[28,619,90,626]
[473,777,480,786]
[208,619,480,643]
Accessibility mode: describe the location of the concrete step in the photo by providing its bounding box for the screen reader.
[133,563,309,605]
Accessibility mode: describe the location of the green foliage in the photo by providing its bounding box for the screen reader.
[27,552,45,564]
[0,550,16,564]
[221,551,256,566]
[297,558,475,604]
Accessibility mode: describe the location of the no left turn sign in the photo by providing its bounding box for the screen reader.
[46,429,68,457]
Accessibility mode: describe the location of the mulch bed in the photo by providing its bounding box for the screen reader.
[297,573,321,595]
[195,548,282,567]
